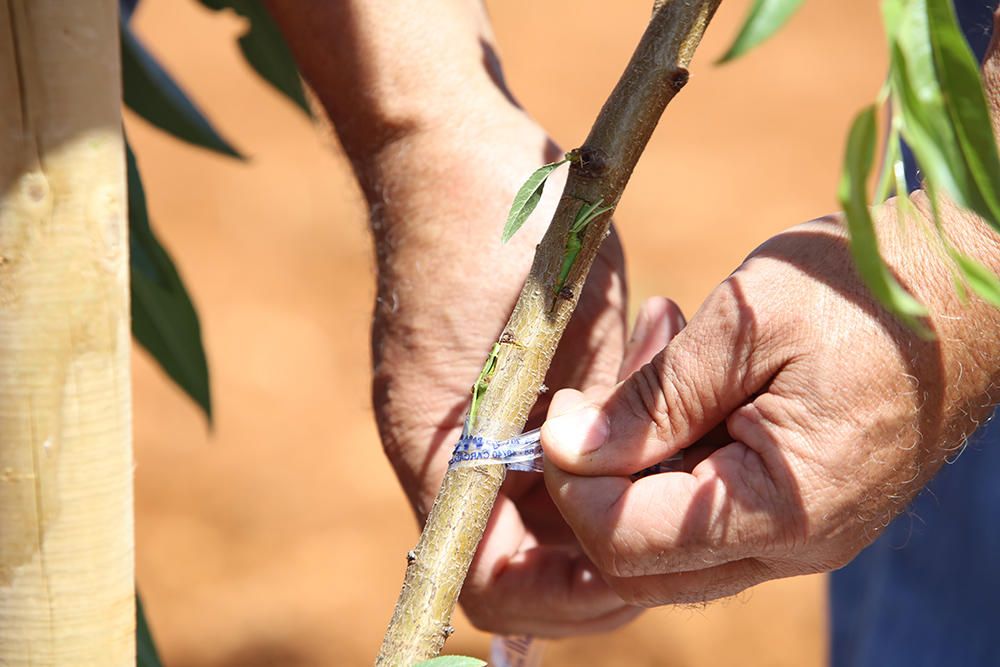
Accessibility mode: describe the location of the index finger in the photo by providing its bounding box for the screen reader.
[544,442,797,578]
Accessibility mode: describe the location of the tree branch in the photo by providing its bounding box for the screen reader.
[375,1,722,663]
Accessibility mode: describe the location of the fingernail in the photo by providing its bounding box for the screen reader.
[544,406,610,458]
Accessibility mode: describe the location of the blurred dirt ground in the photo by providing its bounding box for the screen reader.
[128,1,885,665]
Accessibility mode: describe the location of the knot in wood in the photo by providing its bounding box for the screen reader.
[669,67,690,91]
[576,146,609,178]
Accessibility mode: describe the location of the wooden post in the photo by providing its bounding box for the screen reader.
[0,1,134,664]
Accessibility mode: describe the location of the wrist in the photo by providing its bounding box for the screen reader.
[885,192,1000,421]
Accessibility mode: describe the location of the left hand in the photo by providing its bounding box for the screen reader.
[367,100,659,635]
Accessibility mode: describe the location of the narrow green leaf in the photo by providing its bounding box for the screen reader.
[925,0,1000,232]
[198,0,311,116]
[569,199,614,234]
[890,42,965,198]
[717,0,805,63]
[887,1,967,197]
[128,143,213,420]
[413,657,487,667]
[137,593,164,667]
[121,19,243,159]
[838,106,930,335]
[886,0,1000,234]
[881,0,905,39]
[501,159,566,243]
[950,251,1000,306]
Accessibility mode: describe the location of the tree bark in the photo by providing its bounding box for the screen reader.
[376,1,721,664]
[0,1,133,664]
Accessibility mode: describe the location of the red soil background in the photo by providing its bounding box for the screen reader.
[128,1,885,665]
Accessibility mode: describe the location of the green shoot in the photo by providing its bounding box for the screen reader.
[469,343,501,428]
[554,198,615,295]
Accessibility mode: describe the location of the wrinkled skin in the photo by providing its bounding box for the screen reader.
[542,201,1000,609]
[369,78,1000,642]
[269,0,1000,639]
[537,28,1000,612]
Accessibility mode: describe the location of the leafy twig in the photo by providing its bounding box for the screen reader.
[375,1,722,664]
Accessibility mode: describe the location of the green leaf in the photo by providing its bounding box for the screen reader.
[925,0,1000,231]
[950,250,1000,307]
[137,593,164,667]
[838,105,930,336]
[128,143,213,420]
[886,0,1000,233]
[413,657,487,667]
[501,159,566,243]
[717,0,805,63]
[121,19,243,159]
[198,0,311,116]
[569,198,614,234]
[889,42,962,196]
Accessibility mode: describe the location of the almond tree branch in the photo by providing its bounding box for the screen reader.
[376,1,722,663]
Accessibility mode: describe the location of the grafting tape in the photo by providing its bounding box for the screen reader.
[448,420,683,476]
[448,427,544,472]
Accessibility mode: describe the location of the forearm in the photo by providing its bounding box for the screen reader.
[265,0,512,191]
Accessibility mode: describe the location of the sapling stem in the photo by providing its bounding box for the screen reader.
[375,2,722,664]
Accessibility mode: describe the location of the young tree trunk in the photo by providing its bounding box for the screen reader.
[0,1,133,664]
[377,1,721,663]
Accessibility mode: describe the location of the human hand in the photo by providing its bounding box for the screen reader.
[268,0,662,635]
[541,199,1000,607]
[367,97,664,634]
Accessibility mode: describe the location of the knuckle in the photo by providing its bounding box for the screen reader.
[651,359,697,443]
[623,353,702,447]
[621,361,671,438]
[620,280,763,449]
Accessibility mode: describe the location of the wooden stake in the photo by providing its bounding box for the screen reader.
[0,1,133,664]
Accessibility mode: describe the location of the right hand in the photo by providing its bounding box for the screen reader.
[540,203,1000,608]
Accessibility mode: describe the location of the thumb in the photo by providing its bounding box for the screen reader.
[542,287,782,476]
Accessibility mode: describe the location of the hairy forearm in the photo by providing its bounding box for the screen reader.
[264,0,512,188]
